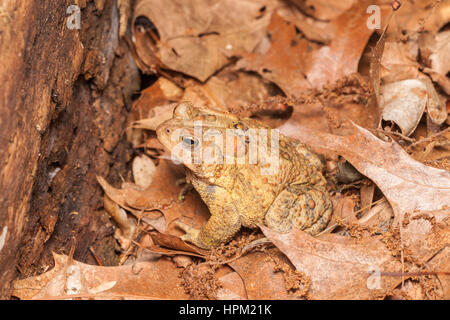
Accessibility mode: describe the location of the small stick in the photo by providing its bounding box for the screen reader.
[89,246,103,266]
[374,128,416,143]
[406,127,450,151]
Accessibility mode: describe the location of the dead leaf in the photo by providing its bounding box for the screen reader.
[261,226,402,299]
[380,41,420,84]
[368,19,386,114]
[388,0,450,35]
[217,272,247,300]
[133,0,276,81]
[427,246,450,298]
[421,77,448,126]
[104,195,137,250]
[98,159,210,235]
[402,210,450,262]
[133,103,176,131]
[171,70,280,113]
[12,253,189,299]
[278,74,379,154]
[307,0,377,88]
[205,70,281,111]
[380,79,428,136]
[330,193,358,225]
[230,251,301,299]
[268,102,330,151]
[132,154,156,189]
[149,231,208,257]
[277,3,333,43]
[279,123,450,219]
[236,12,312,96]
[127,77,182,147]
[427,30,450,76]
[360,182,375,216]
[288,0,357,21]
[358,199,394,227]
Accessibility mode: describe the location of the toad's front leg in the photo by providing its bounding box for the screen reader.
[175,183,241,249]
[175,210,241,249]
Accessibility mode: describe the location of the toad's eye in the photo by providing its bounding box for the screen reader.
[181,136,199,148]
[233,122,248,131]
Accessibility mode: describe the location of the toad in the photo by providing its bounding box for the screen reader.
[156,102,332,248]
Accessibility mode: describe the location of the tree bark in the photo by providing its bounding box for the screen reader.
[0,0,138,298]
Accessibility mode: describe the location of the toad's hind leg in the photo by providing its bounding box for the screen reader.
[265,186,332,235]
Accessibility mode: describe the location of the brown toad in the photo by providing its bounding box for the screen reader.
[156,102,332,249]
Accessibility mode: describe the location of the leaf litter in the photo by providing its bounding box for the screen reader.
[14,0,450,300]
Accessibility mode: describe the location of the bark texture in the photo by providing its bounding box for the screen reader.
[0,0,139,298]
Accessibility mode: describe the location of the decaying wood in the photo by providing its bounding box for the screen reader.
[0,0,138,298]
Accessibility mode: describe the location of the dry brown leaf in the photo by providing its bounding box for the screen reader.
[427,247,450,298]
[427,30,450,76]
[141,135,166,152]
[261,226,402,299]
[133,103,176,131]
[132,0,276,81]
[360,182,375,216]
[104,195,137,250]
[132,154,156,189]
[149,231,208,257]
[98,159,210,234]
[127,77,182,147]
[181,83,225,110]
[358,199,394,227]
[306,0,377,88]
[388,0,450,35]
[422,77,448,126]
[277,3,333,43]
[171,70,279,113]
[288,0,357,20]
[142,244,204,259]
[370,35,384,90]
[279,123,450,219]
[236,12,312,96]
[217,272,247,300]
[205,70,280,111]
[230,251,302,299]
[380,79,428,136]
[380,41,420,84]
[280,102,329,132]
[12,253,188,300]
[402,210,450,262]
[275,72,379,138]
[330,194,358,225]
[418,30,450,81]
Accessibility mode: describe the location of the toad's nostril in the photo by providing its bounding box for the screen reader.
[166,128,171,133]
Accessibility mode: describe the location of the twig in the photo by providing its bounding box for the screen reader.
[373,128,416,143]
[406,127,450,151]
[207,237,273,266]
[89,246,103,266]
